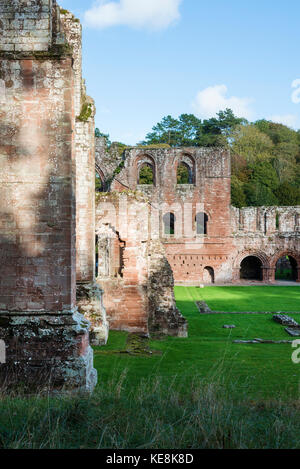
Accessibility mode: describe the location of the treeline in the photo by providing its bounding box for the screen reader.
[96,109,300,207]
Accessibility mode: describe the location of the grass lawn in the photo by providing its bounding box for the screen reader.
[1,286,300,448]
[93,286,300,400]
[175,285,300,312]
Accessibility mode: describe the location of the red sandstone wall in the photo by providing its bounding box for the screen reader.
[0,55,76,312]
[61,12,96,284]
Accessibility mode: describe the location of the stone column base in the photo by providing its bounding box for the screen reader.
[0,311,97,394]
[77,282,109,346]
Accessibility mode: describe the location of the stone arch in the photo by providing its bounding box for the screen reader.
[233,250,270,282]
[136,154,156,186]
[271,251,300,282]
[95,167,106,192]
[176,153,195,185]
[203,266,215,284]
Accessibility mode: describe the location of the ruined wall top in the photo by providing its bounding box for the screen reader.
[0,0,66,54]
[231,206,300,236]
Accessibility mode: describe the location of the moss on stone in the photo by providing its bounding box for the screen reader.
[77,102,92,122]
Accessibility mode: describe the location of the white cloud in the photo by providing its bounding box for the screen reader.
[192,84,253,120]
[268,114,299,129]
[291,79,300,104]
[84,0,182,30]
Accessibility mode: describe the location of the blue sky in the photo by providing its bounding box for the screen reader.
[59,0,300,144]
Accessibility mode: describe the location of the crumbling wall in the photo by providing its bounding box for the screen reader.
[61,11,108,345]
[108,147,234,285]
[95,192,187,336]
[232,206,300,282]
[148,240,188,337]
[102,147,300,285]
[0,1,97,392]
[95,137,125,191]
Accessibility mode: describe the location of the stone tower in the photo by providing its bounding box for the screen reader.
[0,1,97,392]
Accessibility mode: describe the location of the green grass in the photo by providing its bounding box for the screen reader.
[175,285,300,313]
[1,286,300,448]
[92,286,300,401]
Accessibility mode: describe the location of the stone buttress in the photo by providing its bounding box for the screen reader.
[0,1,97,392]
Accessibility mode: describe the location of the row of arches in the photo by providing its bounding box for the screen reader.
[137,154,196,186]
[163,212,208,235]
[239,254,299,282]
[96,154,197,190]
[138,162,195,186]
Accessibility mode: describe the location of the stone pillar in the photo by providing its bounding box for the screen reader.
[267,268,276,283]
[60,11,109,345]
[0,1,96,392]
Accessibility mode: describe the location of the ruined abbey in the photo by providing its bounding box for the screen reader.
[0,1,299,392]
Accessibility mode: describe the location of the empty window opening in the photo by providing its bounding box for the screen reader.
[163,213,175,235]
[177,162,193,184]
[138,163,154,185]
[196,212,208,235]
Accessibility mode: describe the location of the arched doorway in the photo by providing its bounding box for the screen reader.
[203,267,215,284]
[240,256,263,281]
[275,255,298,281]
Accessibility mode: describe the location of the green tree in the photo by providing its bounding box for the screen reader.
[177,163,190,184]
[231,175,246,208]
[244,181,278,206]
[275,182,300,206]
[231,124,274,164]
[139,164,154,185]
[141,115,181,146]
[250,160,279,190]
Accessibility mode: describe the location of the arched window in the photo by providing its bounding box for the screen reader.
[196,212,208,235]
[163,213,175,235]
[177,162,191,184]
[138,163,154,185]
[177,155,195,184]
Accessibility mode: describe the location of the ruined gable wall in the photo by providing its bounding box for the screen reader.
[96,192,149,333]
[95,192,187,335]
[0,1,97,391]
[110,147,235,285]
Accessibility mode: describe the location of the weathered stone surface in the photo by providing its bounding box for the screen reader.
[148,240,188,338]
[0,312,97,393]
[96,141,300,285]
[77,283,109,346]
[0,2,97,393]
[285,327,300,337]
[96,192,187,337]
[233,339,293,344]
[195,301,212,314]
[273,314,299,327]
